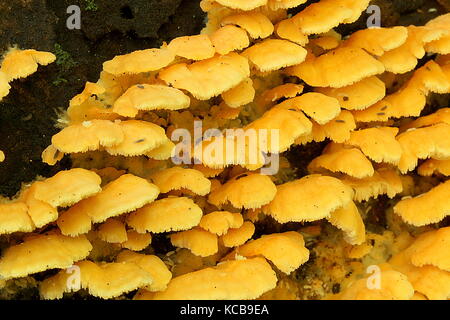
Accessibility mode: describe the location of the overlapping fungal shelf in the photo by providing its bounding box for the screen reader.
[1,0,450,300]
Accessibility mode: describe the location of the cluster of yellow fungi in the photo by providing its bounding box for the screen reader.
[0,0,450,300]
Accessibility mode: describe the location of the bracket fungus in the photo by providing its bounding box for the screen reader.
[3,0,450,301]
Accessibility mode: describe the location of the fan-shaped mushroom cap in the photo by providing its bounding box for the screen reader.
[308,144,374,179]
[68,174,159,225]
[215,0,266,10]
[418,159,450,176]
[316,76,386,111]
[397,123,450,173]
[0,233,92,280]
[275,18,308,46]
[335,269,414,300]
[113,84,190,118]
[394,180,450,226]
[262,175,353,223]
[344,26,408,56]
[167,35,215,60]
[409,227,450,272]
[127,197,202,233]
[401,108,450,131]
[221,221,255,248]
[291,0,370,35]
[208,173,277,209]
[150,257,277,300]
[286,47,385,88]
[345,127,402,165]
[159,52,249,100]
[29,168,102,208]
[221,12,274,39]
[277,93,341,125]
[97,218,128,243]
[327,201,365,245]
[103,49,175,75]
[341,168,403,202]
[0,48,55,81]
[40,260,153,300]
[170,227,219,257]
[221,78,255,108]
[227,231,309,274]
[199,211,243,236]
[242,39,307,72]
[51,120,124,153]
[116,250,172,292]
[0,202,34,235]
[150,167,211,196]
[105,120,169,156]
[209,25,250,55]
[121,230,152,251]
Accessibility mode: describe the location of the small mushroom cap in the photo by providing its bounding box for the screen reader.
[150,167,211,196]
[208,173,277,209]
[215,0,266,10]
[73,174,159,225]
[397,123,450,173]
[52,120,124,153]
[296,110,357,145]
[120,230,152,251]
[151,257,277,300]
[291,0,369,35]
[336,269,414,300]
[0,233,92,280]
[345,127,402,165]
[0,202,34,235]
[159,52,250,100]
[262,175,353,223]
[308,144,374,179]
[259,83,304,108]
[389,243,450,300]
[127,197,202,233]
[30,168,102,208]
[245,106,313,153]
[105,120,168,156]
[341,167,403,202]
[327,201,365,245]
[286,47,385,88]
[209,25,250,56]
[41,260,153,300]
[277,93,341,125]
[199,211,243,235]
[344,26,408,56]
[378,26,444,74]
[221,78,255,108]
[394,180,450,227]
[103,48,175,75]
[401,108,450,131]
[221,221,255,248]
[418,159,450,177]
[167,35,215,60]
[170,227,219,257]
[275,18,309,46]
[57,206,92,237]
[227,231,309,274]
[316,76,386,111]
[242,39,307,72]
[409,227,450,272]
[0,48,55,81]
[97,218,128,244]
[146,139,176,160]
[116,250,172,292]
[113,84,190,117]
[221,12,274,39]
